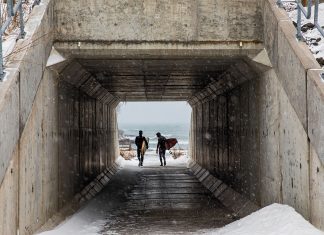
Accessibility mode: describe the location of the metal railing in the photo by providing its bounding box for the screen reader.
[0,0,25,80]
[277,0,324,40]
[0,0,40,81]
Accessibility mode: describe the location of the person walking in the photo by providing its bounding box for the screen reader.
[156,132,167,166]
[135,130,148,167]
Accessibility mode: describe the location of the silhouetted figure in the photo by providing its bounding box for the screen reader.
[135,130,148,167]
[156,132,167,166]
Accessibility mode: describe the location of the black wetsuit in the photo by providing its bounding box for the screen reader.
[157,136,167,166]
[135,135,148,166]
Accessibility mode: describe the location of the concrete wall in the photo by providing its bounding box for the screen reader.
[0,70,118,235]
[54,0,263,42]
[190,0,324,229]
[58,81,118,207]
[190,68,310,215]
[261,0,324,229]
[0,1,119,234]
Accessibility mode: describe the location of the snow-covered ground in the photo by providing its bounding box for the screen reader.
[38,153,324,235]
[1,0,39,63]
[204,204,324,235]
[282,2,324,68]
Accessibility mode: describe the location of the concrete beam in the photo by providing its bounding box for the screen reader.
[54,41,264,60]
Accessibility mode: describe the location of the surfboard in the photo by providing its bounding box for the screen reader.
[165,138,178,150]
[141,138,149,155]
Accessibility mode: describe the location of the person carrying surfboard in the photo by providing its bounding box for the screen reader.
[156,132,167,166]
[135,130,149,167]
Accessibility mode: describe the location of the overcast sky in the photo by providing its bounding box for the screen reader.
[117,102,192,124]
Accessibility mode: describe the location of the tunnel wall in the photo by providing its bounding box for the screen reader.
[54,0,263,42]
[0,68,119,235]
[191,0,324,230]
[190,70,309,215]
[58,81,119,208]
[0,1,119,234]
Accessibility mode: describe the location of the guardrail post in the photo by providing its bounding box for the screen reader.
[7,0,14,17]
[18,1,25,39]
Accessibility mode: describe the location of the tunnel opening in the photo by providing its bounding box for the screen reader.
[117,101,191,164]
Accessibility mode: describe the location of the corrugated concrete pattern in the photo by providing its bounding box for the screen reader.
[58,81,118,208]
[190,70,310,215]
[54,0,262,42]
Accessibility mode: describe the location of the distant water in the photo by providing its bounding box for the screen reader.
[118,123,190,150]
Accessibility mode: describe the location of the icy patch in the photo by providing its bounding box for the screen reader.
[203,204,324,235]
[283,3,324,68]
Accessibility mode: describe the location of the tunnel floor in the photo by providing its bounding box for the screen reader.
[43,154,236,235]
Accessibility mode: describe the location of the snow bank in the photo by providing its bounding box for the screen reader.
[204,204,324,235]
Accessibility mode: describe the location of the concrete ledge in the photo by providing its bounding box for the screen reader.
[188,160,260,217]
[36,162,122,234]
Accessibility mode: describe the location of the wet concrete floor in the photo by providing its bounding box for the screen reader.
[99,156,235,234]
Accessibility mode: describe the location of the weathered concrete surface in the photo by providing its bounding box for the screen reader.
[54,0,263,42]
[58,81,119,207]
[262,0,321,131]
[189,67,311,218]
[36,163,120,233]
[308,70,324,164]
[0,0,54,188]
[310,145,324,230]
[0,147,19,235]
[18,70,59,234]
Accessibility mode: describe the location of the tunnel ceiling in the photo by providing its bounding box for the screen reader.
[76,58,242,101]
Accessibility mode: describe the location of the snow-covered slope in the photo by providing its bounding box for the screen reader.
[204,204,324,235]
[283,2,324,68]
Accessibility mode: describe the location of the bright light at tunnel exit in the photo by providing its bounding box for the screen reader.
[117,101,191,125]
[117,102,192,149]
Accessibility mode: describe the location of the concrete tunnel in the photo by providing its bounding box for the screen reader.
[1,0,324,234]
[52,49,269,205]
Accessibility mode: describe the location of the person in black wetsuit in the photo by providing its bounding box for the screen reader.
[156,132,166,166]
[135,130,148,167]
